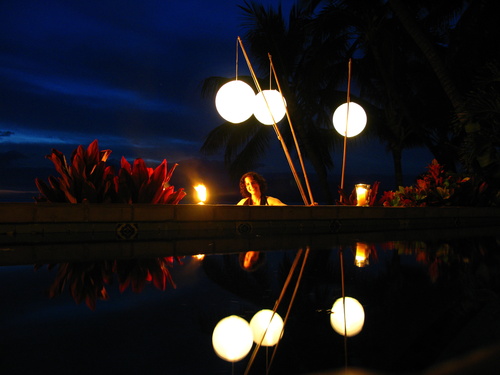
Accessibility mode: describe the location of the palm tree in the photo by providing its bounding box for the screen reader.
[387,0,500,184]
[303,0,432,188]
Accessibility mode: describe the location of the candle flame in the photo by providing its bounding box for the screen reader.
[355,184,370,206]
[193,254,205,260]
[194,184,207,204]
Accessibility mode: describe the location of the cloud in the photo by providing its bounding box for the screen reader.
[0,130,14,137]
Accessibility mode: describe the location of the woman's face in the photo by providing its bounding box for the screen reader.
[244,176,260,196]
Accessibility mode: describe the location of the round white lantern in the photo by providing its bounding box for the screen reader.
[330,297,365,337]
[332,102,367,137]
[215,80,255,124]
[253,89,287,125]
[212,315,253,362]
[250,309,284,346]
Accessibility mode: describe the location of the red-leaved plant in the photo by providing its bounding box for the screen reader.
[35,139,186,204]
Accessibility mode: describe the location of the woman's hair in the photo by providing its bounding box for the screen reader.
[239,171,268,198]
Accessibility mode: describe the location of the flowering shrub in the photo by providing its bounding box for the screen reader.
[379,159,493,207]
[339,159,497,207]
[35,139,186,204]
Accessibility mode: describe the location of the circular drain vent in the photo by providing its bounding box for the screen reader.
[237,222,253,235]
[329,220,341,233]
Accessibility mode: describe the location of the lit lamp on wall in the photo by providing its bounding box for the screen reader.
[212,315,254,362]
[330,296,365,337]
[354,242,370,267]
[355,183,370,206]
[249,309,284,347]
[194,184,207,205]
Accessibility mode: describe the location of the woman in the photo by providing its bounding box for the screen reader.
[237,171,286,206]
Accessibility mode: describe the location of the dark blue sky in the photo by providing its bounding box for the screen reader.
[0,0,433,203]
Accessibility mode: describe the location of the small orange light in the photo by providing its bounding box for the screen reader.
[355,184,370,206]
[355,242,370,267]
[194,184,207,204]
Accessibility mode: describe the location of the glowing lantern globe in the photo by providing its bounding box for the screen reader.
[212,315,253,362]
[215,80,255,123]
[253,89,286,125]
[332,102,367,137]
[250,309,284,346]
[330,297,365,337]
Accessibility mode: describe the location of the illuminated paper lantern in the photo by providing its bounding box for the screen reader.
[333,102,367,137]
[253,89,286,125]
[249,309,284,346]
[212,315,253,362]
[330,297,365,337]
[215,80,255,123]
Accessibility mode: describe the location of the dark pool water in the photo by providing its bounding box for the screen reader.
[2,227,500,374]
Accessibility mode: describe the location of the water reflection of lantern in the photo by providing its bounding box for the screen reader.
[330,297,365,337]
[355,184,370,206]
[194,184,207,204]
[212,315,253,362]
[355,242,370,267]
[250,309,284,346]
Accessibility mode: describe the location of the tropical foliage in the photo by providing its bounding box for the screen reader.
[35,139,186,204]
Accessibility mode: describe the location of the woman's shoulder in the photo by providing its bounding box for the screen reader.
[267,196,286,206]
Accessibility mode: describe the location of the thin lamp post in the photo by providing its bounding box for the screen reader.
[268,53,315,206]
[339,58,352,201]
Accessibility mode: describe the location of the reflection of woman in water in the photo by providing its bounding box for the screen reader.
[239,251,266,272]
[237,172,286,206]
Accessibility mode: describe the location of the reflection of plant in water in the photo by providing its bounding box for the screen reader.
[35,257,179,310]
[382,240,477,283]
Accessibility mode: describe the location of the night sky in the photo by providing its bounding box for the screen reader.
[0,0,432,204]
